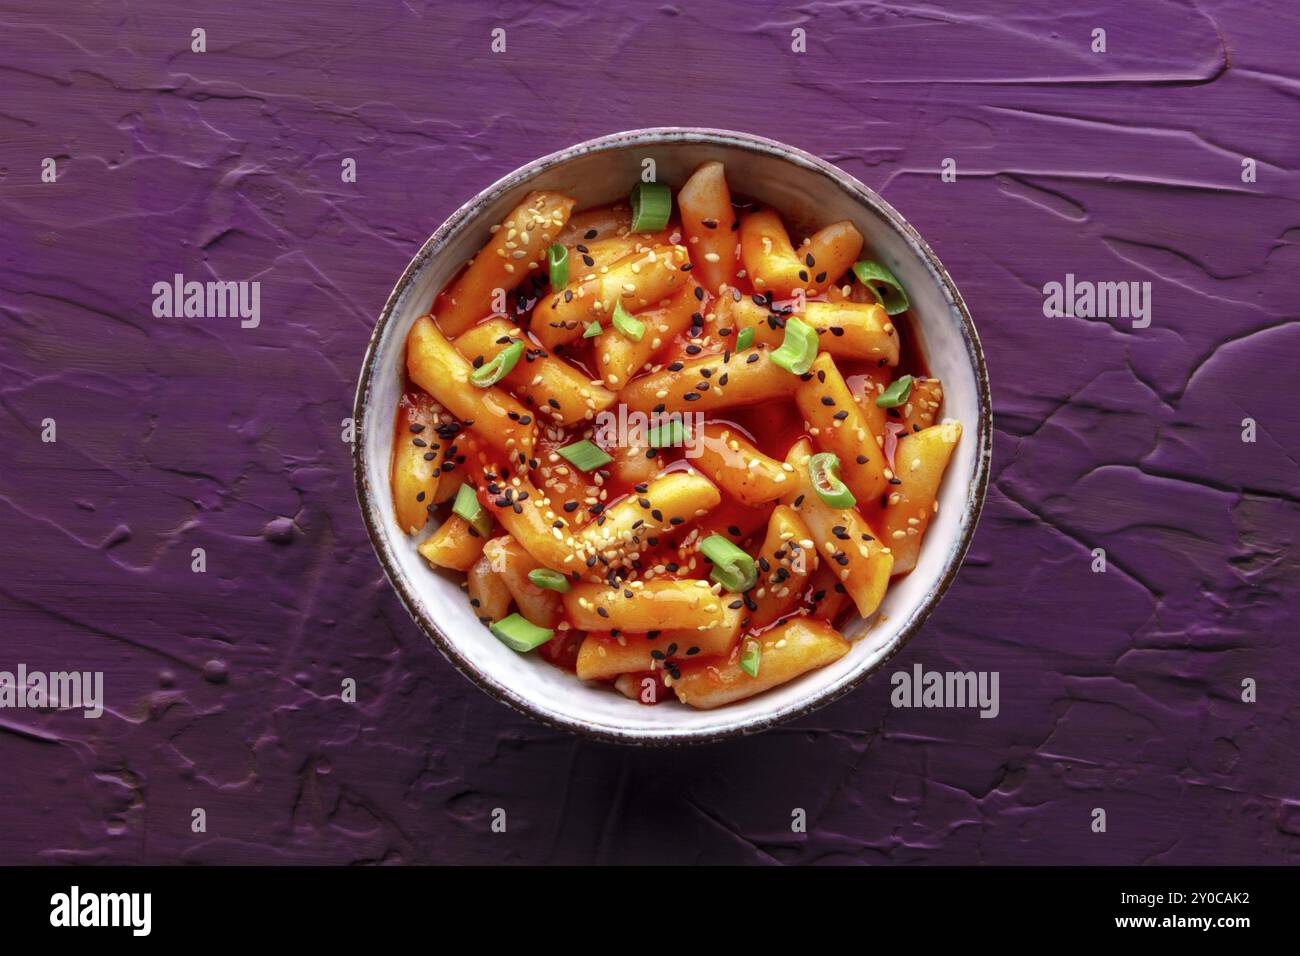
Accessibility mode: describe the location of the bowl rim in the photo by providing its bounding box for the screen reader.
[352,127,992,746]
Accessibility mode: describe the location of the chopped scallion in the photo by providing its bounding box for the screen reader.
[735,327,755,351]
[699,534,758,593]
[851,260,909,315]
[808,452,856,509]
[452,483,492,536]
[645,418,687,448]
[739,638,762,678]
[583,320,602,338]
[527,568,571,593]
[547,243,569,289]
[875,374,914,408]
[468,340,524,387]
[611,301,645,342]
[770,316,819,375]
[489,613,554,652]
[557,439,612,471]
[630,181,672,232]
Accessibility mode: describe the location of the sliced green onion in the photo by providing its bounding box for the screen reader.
[452,483,492,537]
[852,260,909,315]
[770,316,819,375]
[611,301,645,342]
[583,320,603,338]
[875,374,914,409]
[547,243,569,289]
[469,340,524,387]
[645,418,687,448]
[527,568,571,593]
[735,327,755,351]
[557,439,612,471]
[489,613,554,652]
[739,638,762,678]
[808,452,856,509]
[630,181,672,232]
[699,534,758,593]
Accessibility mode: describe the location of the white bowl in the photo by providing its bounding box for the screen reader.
[353,128,990,745]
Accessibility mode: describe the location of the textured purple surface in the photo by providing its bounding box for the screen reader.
[1,0,1298,864]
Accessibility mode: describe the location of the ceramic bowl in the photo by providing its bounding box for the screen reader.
[353,128,990,745]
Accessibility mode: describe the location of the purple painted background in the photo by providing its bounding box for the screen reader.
[1,0,1297,865]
